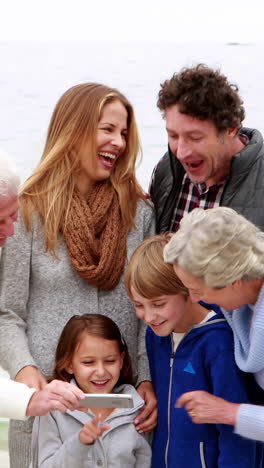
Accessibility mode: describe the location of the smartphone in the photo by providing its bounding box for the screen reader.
[79,393,134,408]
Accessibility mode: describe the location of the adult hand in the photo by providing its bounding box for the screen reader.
[79,415,110,445]
[134,380,158,433]
[15,365,47,390]
[26,379,85,416]
[176,390,240,426]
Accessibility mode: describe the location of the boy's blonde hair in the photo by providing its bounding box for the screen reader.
[125,234,188,299]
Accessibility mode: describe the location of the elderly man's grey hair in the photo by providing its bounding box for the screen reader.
[163,207,264,288]
[0,150,20,198]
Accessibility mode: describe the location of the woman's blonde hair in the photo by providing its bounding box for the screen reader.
[20,83,145,255]
[125,234,188,299]
[164,207,264,288]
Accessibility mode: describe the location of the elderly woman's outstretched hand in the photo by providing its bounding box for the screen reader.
[176,390,240,426]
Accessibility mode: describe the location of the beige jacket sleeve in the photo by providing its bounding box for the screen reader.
[0,377,36,420]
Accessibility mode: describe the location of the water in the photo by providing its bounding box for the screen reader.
[0,40,264,191]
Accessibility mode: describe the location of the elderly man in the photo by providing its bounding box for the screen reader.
[0,152,84,419]
[150,64,264,232]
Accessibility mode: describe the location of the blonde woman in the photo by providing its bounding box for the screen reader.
[164,207,264,443]
[0,83,157,468]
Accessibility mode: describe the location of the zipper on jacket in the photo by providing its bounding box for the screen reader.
[169,352,175,368]
[199,441,208,468]
[164,336,175,468]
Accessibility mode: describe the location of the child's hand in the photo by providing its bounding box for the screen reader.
[134,381,157,433]
[79,414,111,445]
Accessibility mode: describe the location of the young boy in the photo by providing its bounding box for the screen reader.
[125,234,264,468]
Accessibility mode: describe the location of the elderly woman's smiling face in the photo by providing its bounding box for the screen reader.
[173,263,255,310]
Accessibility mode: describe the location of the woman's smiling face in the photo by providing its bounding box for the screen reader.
[76,99,128,195]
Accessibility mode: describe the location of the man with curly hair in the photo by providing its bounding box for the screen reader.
[150,64,264,232]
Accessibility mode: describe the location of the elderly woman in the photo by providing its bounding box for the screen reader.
[163,206,264,442]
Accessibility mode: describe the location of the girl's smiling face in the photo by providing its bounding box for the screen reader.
[66,332,124,394]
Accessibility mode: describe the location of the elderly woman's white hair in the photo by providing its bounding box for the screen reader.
[0,150,20,198]
[163,207,264,288]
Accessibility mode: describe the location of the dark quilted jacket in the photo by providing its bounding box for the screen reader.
[150,127,264,233]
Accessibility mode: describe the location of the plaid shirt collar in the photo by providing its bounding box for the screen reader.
[170,174,226,232]
[169,132,249,232]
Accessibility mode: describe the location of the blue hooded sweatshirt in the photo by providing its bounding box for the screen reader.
[146,309,264,468]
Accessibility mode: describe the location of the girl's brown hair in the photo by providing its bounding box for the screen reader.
[20,83,146,255]
[51,314,134,386]
[125,233,189,299]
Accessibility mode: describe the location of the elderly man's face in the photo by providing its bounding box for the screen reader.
[0,195,19,246]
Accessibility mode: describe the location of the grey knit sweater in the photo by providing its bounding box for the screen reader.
[0,199,154,468]
[0,199,154,382]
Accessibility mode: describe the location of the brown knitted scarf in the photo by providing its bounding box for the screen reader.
[63,182,128,290]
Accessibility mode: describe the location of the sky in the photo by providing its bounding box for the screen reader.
[0,0,264,43]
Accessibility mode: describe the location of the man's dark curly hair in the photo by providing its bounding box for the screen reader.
[157,64,245,132]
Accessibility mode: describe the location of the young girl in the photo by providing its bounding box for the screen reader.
[125,234,263,468]
[32,314,151,467]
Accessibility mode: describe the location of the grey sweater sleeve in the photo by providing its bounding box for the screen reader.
[235,404,264,442]
[134,202,155,384]
[0,213,37,378]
